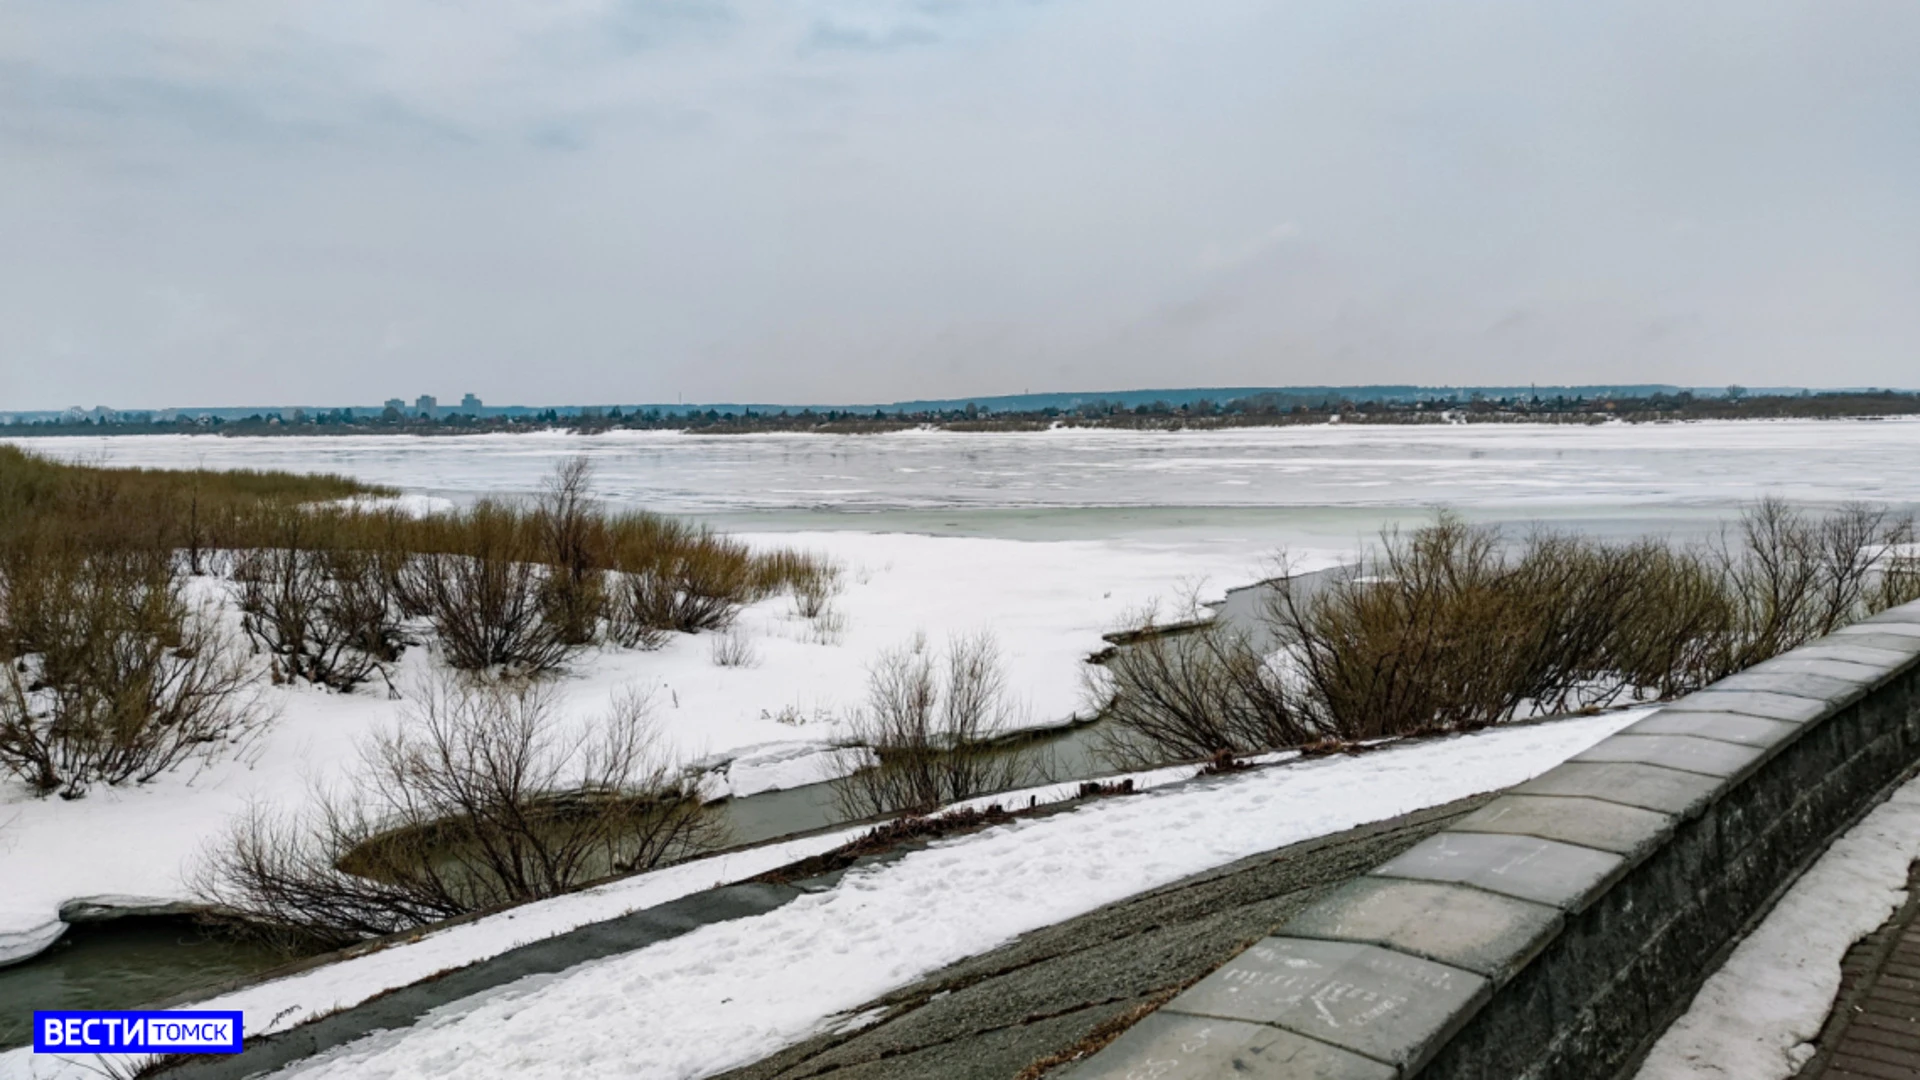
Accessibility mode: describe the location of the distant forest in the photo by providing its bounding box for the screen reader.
[8,388,1920,437]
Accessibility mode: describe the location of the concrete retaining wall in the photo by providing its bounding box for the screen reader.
[1071,600,1920,1079]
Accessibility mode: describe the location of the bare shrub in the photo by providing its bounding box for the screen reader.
[1874,544,1920,611]
[535,457,607,647]
[670,534,757,630]
[757,551,843,617]
[369,508,434,619]
[195,677,723,948]
[1261,510,1903,741]
[805,607,849,646]
[410,502,574,674]
[0,551,262,798]
[1090,622,1313,769]
[323,546,411,665]
[1090,524,1657,765]
[1596,542,1735,699]
[606,523,757,641]
[832,632,1038,817]
[234,510,403,691]
[791,567,840,619]
[1103,502,1920,761]
[709,628,759,668]
[1488,531,1671,715]
[3,544,178,682]
[1714,499,1916,669]
[191,800,464,948]
[606,566,675,650]
[1267,516,1544,738]
[1093,502,1920,768]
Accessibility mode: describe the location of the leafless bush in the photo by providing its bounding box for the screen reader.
[1595,541,1736,699]
[1267,510,1902,740]
[784,558,843,619]
[1875,547,1920,611]
[234,511,403,691]
[670,534,757,630]
[1089,620,1315,769]
[410,503,575,674]
[1266,516,1545,738]
[1714,499,1915,669]
[535,457,607,647]
[190,799,465,948]
[194,677,723,949]
[709,628,759,668]
[338,492,833,656]
[324,546,410,665]
[1485,531,1666,715]
[805,607,849,646]
[0,552,263,798]
[607,528,757,641]
[606,566,675,649]
[370,509,434,619]
[3,545,173,676]
[1095,502,1920,766]
[832,632,1038,817]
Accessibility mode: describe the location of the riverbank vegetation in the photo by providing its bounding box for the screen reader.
[831,632,1039,818]
[0,449,380,797]
[194,677,722,950]
[0,447,835,798]
[1095,502,1920,766]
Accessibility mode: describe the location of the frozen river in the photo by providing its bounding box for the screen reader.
[10,419,1920,550]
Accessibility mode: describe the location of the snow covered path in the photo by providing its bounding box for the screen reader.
[1635,775,1920,1080]
[249,710,1643,1080]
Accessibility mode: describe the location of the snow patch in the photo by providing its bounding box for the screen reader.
[1635,776,1920,1080]
[330,494,457,517]
[0,919,64,968]
[691,742,853,802]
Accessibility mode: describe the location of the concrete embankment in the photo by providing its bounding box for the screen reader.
[1075,601,1920,1079]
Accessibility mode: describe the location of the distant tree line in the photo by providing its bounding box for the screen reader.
[7,389,1920,437]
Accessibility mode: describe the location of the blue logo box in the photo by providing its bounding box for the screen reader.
[33,1010,244,1054]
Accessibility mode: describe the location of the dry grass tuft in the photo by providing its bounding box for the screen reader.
[709,628,760,668]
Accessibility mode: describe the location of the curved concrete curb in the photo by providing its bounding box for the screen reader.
[1071,602,1920,1079]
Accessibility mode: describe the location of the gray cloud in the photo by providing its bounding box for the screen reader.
[2,0,1918,409]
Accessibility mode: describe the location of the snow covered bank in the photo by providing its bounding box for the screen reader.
[0,531,1277,964]
[1635,775,1920,1080]
[212,709,1642,1080]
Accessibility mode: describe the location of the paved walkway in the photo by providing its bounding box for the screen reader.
[1798,860,1920,1080]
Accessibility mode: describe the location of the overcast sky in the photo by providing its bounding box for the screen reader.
[2,1,1917,409]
